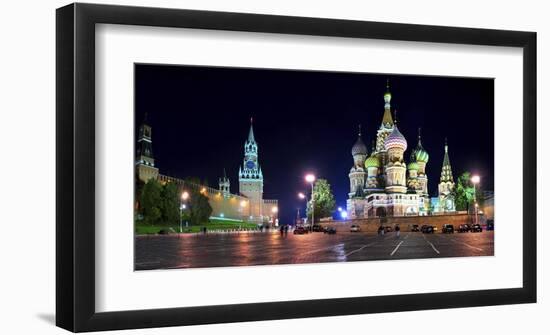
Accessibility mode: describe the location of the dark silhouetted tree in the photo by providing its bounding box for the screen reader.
[160,182,180,226]
[140,179,163,225]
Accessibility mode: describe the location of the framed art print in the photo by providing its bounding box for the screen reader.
[56,3,537,332]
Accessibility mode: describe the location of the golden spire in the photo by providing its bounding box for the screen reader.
[382,79,394,127]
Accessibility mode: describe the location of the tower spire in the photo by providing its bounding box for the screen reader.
[358,124,362,137]
[440,138,453,182]
[381,79,394,127]
[248,117,255,142]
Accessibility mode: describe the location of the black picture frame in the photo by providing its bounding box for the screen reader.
[56,3,537,332]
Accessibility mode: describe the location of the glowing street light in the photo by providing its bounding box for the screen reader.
[180,191,190,232]
[298,192,306,200]
[341,210,348,219]
[471,175,481,225]
[269,206,279,227]
[337,207,343,212]
[305,174,316,231]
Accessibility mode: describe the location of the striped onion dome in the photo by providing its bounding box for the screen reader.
[365,154,381,168]
[407,161,419,171]
[415,146,429,163]
[384,125,408,151]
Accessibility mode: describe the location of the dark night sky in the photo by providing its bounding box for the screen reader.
[135,64,494,224]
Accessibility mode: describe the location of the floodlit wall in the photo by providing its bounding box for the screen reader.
[158,174,249,221]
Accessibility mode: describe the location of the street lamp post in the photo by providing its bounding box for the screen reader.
[471,175,480,225]
[271,206,278,227]
[298,192,307,225]
[305,174,316,231]
[180,191,189,232]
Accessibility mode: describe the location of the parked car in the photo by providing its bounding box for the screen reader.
[411,224,420,232]
[312,225,324,232]
[324,227,337,234]
[350,225,361,232]
[458,224,471,233]
[471,223,482,232]
[421,225,434,234]
[293,226,309,235]
[442,224,455,234]
[486,219,494,231]
[384,226,393,233]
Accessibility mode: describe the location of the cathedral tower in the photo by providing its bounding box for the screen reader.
[384,116,408,194]
[348,125,367,198]
[219,169,230,197]
[365,141,382,191]
[412,128,429,196]
[438,138,456,212]
[374,79,395,174]
[239,119,264,221]
[136,114,159,183]
[407,160,420,192]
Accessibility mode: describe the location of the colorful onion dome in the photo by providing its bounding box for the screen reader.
[414,128,429,163]
[415,147,429,163]
[351,126,368,156]
[365,154,381,168]
[384,126,408,151]
[407,161,419,171]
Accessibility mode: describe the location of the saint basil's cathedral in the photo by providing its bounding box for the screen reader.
[346,81,456,219]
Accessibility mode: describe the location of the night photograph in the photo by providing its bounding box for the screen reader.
[133,64,495,270]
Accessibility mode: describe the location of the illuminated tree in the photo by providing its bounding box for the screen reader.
[307,179,336,223]
[453,171,484,211]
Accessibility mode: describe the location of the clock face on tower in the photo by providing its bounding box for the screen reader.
[246,160,255,170]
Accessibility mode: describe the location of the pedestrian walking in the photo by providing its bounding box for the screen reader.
[395,225,400,238]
